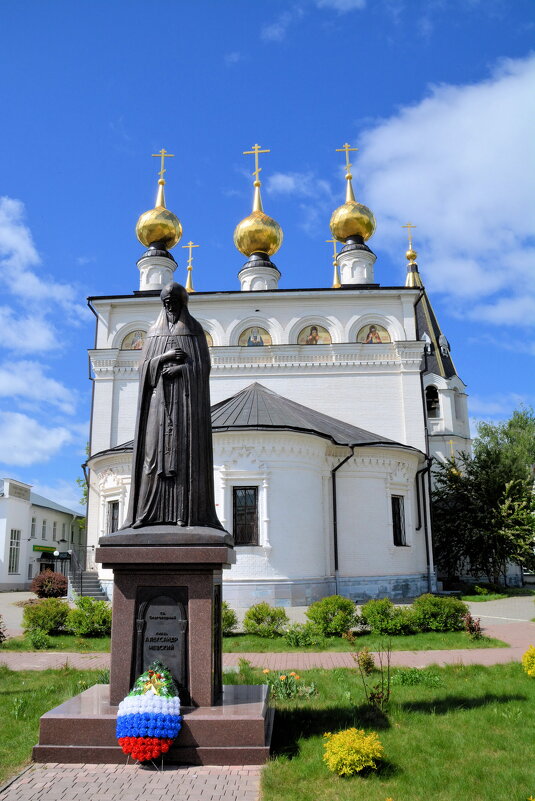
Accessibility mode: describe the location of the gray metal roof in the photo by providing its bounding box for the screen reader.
[211,383,417,450]
[89,382,421,461]
[0,480,82,517]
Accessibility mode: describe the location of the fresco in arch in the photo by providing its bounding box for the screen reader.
[297,324,332,345]
[204,330,213,347]
[356,324,391,344]
[238,326,272,347]
[121,330,146,350]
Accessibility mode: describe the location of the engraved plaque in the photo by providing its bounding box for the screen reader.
[135,590,188,697]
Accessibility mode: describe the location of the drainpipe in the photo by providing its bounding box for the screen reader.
[415,458,434,592]
[331,446,355,595]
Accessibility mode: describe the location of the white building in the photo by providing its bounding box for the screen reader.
[0,478,85,591]
[85,152,470,605]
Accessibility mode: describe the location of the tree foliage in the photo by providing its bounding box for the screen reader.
[432,408,535,585]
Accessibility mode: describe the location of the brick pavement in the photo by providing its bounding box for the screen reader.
[0,764,262,801]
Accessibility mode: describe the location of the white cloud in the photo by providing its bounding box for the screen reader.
[315,0,365,10]
[30,478,85,514]
[261,7,305,41]
[266,171,336,235]
[0,307,61,352]
[0,412,72,466]
[356,54,535,328]
[0,361,76,414]
[224,51,242,65]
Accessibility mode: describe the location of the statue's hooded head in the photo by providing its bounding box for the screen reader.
[161,282,188,321]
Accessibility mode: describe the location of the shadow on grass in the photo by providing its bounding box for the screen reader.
[400,693,527,715]
[271,704,391,759]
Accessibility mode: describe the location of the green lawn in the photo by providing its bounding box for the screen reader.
[0,635,111,652]
[0,665,108,784]
[461,588,535,602]
[223,631,507,652]
[225,662,535,801]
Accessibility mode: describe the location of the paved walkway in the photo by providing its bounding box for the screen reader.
[0,764,261,801]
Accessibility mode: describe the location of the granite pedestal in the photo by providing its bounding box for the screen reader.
[33,528,273,765]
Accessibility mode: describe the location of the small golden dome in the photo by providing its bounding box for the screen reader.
[406,248,418,261]
[136,180,182,249]
[233,209,283,257]
[330,201,376,243]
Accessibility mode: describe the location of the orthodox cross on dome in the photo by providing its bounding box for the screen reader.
[402,222,417,251]
[182,240,199,294]
[336,142,358,176]
[152,148,175,182]
[243,143,270,185]
[326,237,338,261]
[326,237,341,289]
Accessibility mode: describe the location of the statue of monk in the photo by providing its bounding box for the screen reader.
[122,282,223,531]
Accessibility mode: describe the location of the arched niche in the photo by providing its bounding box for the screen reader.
[356,323,391,344]
[121,329,146,351]
[238,326,272,347]
[297,324,332,345]
[425,385,440,418]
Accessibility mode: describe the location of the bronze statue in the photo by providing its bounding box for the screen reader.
[122,282,223,532]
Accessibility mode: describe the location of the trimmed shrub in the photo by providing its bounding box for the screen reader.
[323,728,383,776]
[26,628,52,650]
[306,595,357,637]
[242,602,289,638]
[22,598,69,634]
[222,601,238,637]
[66,596,112,637]
[412,593,468,632]
[360,598,417,635]
[284,622,326,649]
[31,570,68,598]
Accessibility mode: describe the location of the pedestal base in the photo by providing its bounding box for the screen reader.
[33,684,273,766]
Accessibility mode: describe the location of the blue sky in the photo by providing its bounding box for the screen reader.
[0,0,533,512]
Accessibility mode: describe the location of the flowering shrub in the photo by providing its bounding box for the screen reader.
[67,596,112,637]
[222,601,238,636]
[522,645,535,678]
[306,595,357,636]
[23,598,69,634]
[284,622,326,648]
[323,728,383,776]
[243,602,289,638]
[262,669,316,700]
[31,570,68,598]
[463,612,483,640]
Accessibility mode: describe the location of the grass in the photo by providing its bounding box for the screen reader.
[223,631,507,652]
[461,587,535,602]
[0,635,111,652]
[0,665,109,784]
[224,661,535,801]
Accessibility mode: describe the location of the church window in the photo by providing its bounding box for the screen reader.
[30,517,36,538]
[107,501,119,534]
[356,323,391,343]
[297,324,332,345]
[121,330,146,350]
[232,487,258,545]
[391,496,406,546]
[425,386,440,418]
[8,529,21,573]
[238,327,272,347]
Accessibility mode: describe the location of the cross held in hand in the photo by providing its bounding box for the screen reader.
[152,148,175,180]
[243,143,270,182]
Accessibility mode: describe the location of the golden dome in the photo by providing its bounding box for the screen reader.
[406,248,418,261]
[136,180,182,249]
[330,201,376,243]
[234,209,283,257]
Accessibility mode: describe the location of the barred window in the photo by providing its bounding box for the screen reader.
[232,487,258,546]
[392,496,407,546]
[107,501,119,534]
[8,529,21,574]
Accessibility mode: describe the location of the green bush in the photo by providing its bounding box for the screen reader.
[222,601,238,636]
[26,628,52,650]
[242,602,289,638]
[31,570,68,598]
[0,615,6,646]
[360,598,417,635]
[66,596,112,637]
[305,595,357,636]
[22,598,69,634]
[284,622,326,648]
[412,593,468,632]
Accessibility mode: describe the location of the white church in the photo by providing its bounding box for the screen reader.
[85,145,471,606]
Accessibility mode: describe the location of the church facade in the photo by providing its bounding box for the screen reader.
[85,147,470,606]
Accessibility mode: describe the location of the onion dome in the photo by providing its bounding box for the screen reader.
[234,180,283,257]
[136,162,182,249]
[330,143,375,243]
